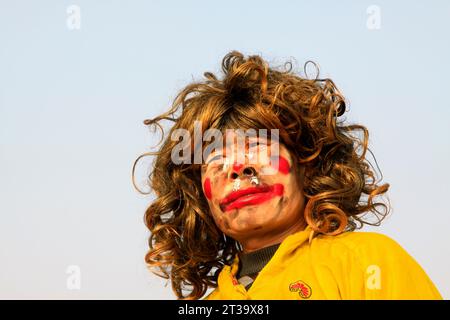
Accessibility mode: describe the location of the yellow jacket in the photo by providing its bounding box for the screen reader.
[204,226,442,300]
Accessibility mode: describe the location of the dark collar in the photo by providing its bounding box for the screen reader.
[236,242,281,279]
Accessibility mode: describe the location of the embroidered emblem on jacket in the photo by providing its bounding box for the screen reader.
[289,280,312,299]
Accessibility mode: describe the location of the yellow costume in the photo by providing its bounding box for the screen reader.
[204,226,442,300]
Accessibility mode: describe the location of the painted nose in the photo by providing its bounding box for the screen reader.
[229,163,257,180]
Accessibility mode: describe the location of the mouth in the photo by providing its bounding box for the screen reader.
[219,184,284,212]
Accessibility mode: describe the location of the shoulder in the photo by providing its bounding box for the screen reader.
[310,230,416,267]
[316,230,405,254]
[310,230,442,299]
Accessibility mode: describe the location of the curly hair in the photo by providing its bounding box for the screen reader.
[132,50,390,300]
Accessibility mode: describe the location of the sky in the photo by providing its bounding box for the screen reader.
[1,0,449,299]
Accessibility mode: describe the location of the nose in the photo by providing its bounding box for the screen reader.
[229,163,257,180]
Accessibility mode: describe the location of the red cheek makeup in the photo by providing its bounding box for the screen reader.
[270,155,290,175]
[219,183,284,212]
[232,162,244,172]
[203,178,212,200]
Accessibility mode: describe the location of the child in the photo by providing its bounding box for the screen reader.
[133,50,442,300]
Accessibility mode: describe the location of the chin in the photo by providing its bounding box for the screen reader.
[227,225,263,238]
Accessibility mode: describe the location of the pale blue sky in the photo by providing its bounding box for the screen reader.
[1,0,449,299]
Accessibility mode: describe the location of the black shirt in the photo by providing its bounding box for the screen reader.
[236,242,281,291]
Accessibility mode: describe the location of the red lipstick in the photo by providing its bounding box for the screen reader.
[219,184,284,212]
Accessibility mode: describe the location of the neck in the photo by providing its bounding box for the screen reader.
[238,219,307,254]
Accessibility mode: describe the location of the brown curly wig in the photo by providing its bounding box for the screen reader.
[132,50,390,300]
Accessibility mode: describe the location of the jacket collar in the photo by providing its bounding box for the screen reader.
[216,225,313,298]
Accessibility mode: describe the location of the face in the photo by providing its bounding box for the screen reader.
[200,130,306,242]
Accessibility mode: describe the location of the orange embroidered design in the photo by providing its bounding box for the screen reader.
[289,280,312,299]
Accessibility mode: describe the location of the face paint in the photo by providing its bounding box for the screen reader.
[232,162,244,173]
[203,177,212,200]
[270,155,291,175]
[200,136,306,251]
[219,183,284,212]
